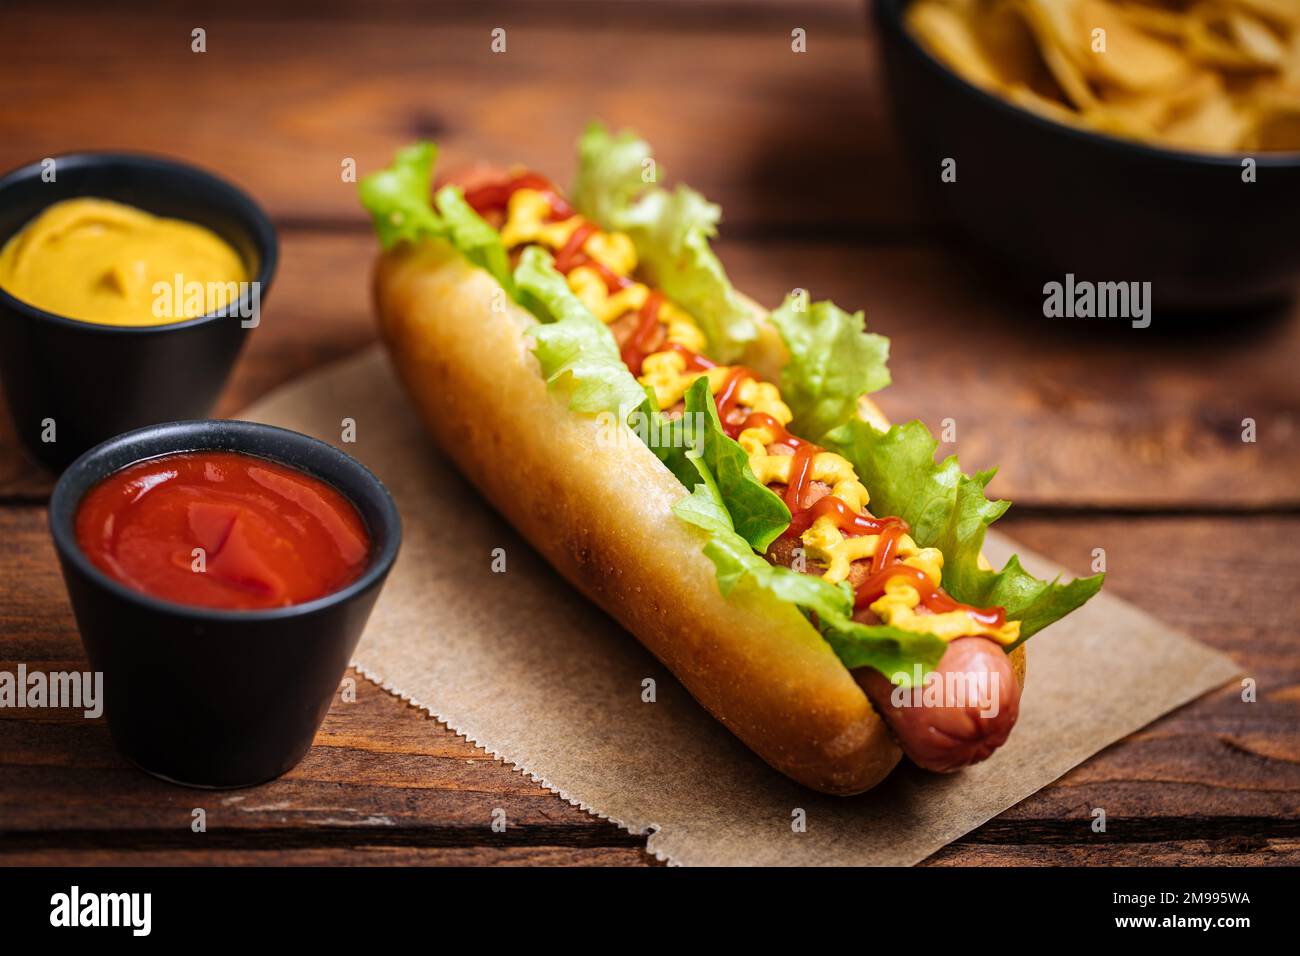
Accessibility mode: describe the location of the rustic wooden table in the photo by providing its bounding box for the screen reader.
[2,0,1297,866]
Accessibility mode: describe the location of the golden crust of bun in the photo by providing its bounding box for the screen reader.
[373,238,1025,794]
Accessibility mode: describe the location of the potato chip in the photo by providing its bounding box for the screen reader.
[1222,0,1299,31]
[1185,4,1286,70]
[1012,0,1102,109]
[974,1,1060,95]
[907,2,1009,88]
[1245,90,1300,149]
[1076,0,1194,92]
[906,0,1300,153]
[1161,77,1254,150]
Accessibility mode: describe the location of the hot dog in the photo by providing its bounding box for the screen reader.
[857,637,1022,772]
[361,124,1103,793]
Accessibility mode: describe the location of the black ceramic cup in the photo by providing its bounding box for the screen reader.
[874,0,1300,312]
[0,153,277,472]
[48,420,401,788]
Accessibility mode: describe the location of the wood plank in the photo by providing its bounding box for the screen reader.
[7,842,1295,867]
[7,234,1294,508]
[6,840,1296,867]
[0,679,618,833]
[0,846,660,866]
[0,408,45,502]
[927,840,1300,866]
[2,505,1295,866]
[0,3,907,234]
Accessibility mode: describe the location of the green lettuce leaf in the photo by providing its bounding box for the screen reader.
[359,145,514,297]
[513,243,593,325]
[648,376,790,553]
[571,122,757,363]
[816,612,948,681]
[824,419,1104,646]
[434,185,514,295]
[769,294,891,442]
[672,475,945,683]
[674,479,845,617]
[358,142,445,248]
[514,246,646,417]
[567,123,649,237]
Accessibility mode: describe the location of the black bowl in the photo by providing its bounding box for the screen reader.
[874,0,1300,312]
[0,153,277,472]
[48,420,401,788]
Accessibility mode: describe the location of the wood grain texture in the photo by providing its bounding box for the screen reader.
[1,1,905,234]
[0,847,662,866]
[2,506,1296,865]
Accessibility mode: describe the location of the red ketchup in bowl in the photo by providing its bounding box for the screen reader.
[75,451,370,610]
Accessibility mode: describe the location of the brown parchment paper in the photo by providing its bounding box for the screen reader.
[243,346,1239,866]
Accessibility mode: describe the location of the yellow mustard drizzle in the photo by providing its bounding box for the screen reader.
[499,189,1018,645]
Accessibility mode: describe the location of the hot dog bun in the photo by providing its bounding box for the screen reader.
[373,236,1024,794]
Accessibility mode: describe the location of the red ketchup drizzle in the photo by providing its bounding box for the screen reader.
[783,492,906,540]
[734,412,835,533]
[550,220,633,294]
[464,172,634,294]
[666,343,717,372]
[740,412,803,450]
[620,291,666,375]
[462,172,574,221]
[715,367,756,437]
[852,563,1007,627]
[554,222,598,274]
[783,443,818,513]
[871,521,904,575]
[583,258,635,293]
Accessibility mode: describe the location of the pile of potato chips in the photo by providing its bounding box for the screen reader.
[905,0,1300,152]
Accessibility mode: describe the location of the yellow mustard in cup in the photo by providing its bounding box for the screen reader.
[0,197,248,326]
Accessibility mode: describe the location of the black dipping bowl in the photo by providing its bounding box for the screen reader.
[875,0,1300,311]
[0,153,277,471]
[48,420,401,788]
